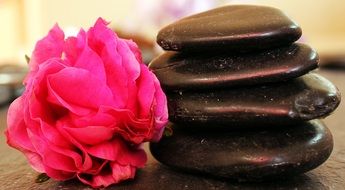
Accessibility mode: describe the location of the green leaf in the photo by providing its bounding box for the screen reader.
[25,54,30,64]
[163,125,173,137]
[35,173,50,183]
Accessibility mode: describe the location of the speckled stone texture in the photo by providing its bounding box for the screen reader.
[167,73,340,126]
[150,120,333,180]
[149,43,318,90]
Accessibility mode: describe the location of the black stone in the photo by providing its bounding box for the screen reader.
[168,73,340,126]
[150,120,333,181]
[157,5,302,52]
[150,43,318,90]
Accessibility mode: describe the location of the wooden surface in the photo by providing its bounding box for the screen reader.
[0,69,344,190]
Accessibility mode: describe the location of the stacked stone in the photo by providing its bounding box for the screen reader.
[149,5,341,180]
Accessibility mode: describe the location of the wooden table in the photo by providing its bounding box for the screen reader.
[0,70,344,190]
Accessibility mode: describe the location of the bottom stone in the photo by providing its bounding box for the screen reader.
[150,120,333,181]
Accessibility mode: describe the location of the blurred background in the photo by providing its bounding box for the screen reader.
[0,0,345,104]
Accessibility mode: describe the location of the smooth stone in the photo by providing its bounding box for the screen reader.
[157,5,302,52]
[168,73,340,126]
[150,120,333,181]
[150,43,318,90]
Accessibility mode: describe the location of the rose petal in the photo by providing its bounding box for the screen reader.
[98,106,154,144]
[6,97,35,151]
[78,171,114,188]
[56,119,94,171]
[47,67,115,115]
[153,76,168,121]
[28,129,81,172]
[29,59,66,123]
[30,58,66,93]
[23,151,45,173]
[84,159,108,175]
[87,18,129,108]
[125,81,138,114]
[100,49,128,108]
[110,162,135,183]
[6,98,46,173]
[86,138,146,167]
[40,120,73,148]
[31,24,65,64]
[68,110,116,128]
[96,106,150,144]
[151,119,167,142]
[64,29,106,82]
[64,126,114,145]
[117,39,140,81]
[125,39,143,63]
[25,24,65,83]
[77,161,136,188]
[136,64,155,118]
[151,76,169,141]
[44,164,75,181]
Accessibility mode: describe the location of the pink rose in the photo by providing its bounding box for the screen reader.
[5,18,168,188]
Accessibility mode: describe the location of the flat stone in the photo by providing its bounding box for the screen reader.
[150,120,333,181]
[168,73,340,126]
[157,5,301,52]
[150,43,318,90]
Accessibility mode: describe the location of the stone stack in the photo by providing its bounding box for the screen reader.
[149,5,341,180]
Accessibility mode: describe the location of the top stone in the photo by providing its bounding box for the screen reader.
[157,5,302,52]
